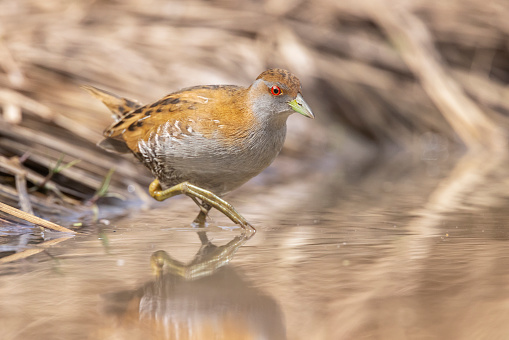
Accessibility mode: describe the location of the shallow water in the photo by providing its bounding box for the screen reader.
[2,152,509,339]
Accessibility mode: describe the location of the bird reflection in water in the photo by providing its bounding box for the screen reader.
[103,229,286,339]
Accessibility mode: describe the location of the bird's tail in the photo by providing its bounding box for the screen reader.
[82,85,143,153]
[81,85,143,121]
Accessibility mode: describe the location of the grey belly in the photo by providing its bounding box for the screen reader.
[137,132,281,196]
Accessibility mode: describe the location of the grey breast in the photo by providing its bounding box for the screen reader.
[137,118,287,196]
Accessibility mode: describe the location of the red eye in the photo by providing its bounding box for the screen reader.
[270,85,282,96]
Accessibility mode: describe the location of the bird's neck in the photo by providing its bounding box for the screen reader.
[246,114,288,160]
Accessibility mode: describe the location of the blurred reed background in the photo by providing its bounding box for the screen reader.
[1,0,509,222]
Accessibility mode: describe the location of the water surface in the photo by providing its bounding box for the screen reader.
[2,152,509,339]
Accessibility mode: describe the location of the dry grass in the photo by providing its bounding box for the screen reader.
[1,0,509,221]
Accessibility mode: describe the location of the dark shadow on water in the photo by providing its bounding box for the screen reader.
[102,229,286,339]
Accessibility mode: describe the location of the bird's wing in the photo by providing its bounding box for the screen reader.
[86,84,247,154]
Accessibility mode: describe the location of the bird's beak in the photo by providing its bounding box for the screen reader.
[288,93,314,119]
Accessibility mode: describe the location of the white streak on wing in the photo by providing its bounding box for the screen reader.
[159,121,171,136]
[138,139,148,157]
[197,96,209,104]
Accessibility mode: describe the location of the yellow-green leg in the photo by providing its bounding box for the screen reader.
[191,201,211,227]
[191,200,212,244]
[149,179,255,232]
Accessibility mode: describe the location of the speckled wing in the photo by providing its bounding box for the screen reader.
[98,85,247,155]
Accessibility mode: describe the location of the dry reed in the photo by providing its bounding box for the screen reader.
[1,0,509,221]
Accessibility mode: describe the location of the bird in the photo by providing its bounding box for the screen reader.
[84,68,314,231]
